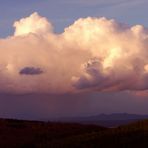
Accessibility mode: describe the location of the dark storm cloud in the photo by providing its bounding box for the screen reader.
[19,67,43,75]
[0,92,148,120]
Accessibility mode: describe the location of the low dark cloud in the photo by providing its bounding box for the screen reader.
[19,67,43,75]
[0,92,147,120]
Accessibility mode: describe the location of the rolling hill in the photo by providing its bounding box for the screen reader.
[0,118,148,147]
[0,119,106,148]
[0,119,148,148]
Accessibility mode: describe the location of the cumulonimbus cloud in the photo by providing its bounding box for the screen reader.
[0,12,148,94]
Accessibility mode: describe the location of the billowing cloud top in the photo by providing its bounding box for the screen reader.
[13,12,53,36]
[1,12,148,94]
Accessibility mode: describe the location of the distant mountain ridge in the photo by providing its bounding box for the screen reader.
[84,113,148,120]
[57,113,148,127]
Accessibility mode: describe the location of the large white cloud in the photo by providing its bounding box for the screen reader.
[13,12,53,36]
[0,12,148,94]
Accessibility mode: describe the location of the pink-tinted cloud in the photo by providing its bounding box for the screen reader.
[0,12,148,94]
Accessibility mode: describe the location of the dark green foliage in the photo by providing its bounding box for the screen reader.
[0,119,148,148]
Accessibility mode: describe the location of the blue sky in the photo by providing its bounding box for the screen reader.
[0,0,148,37]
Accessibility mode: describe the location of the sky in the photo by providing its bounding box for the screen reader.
[0,0,148,120]
[1,0,148,37]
